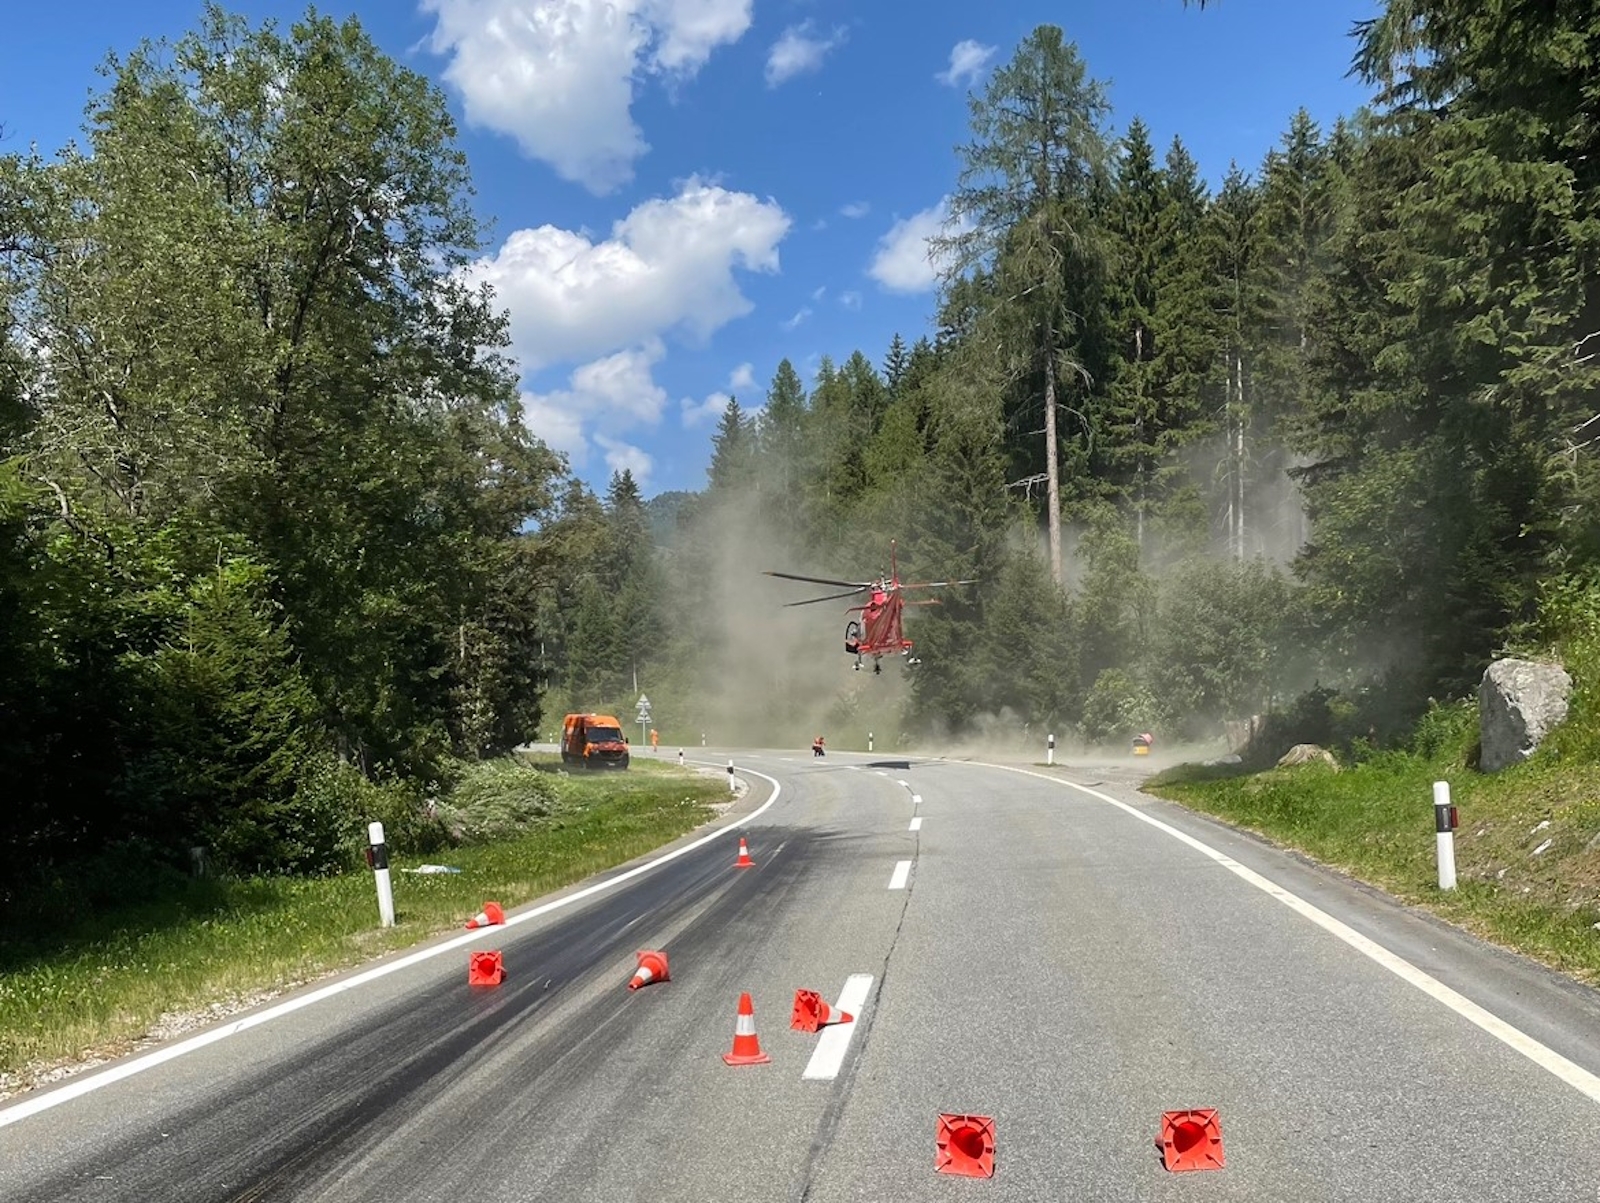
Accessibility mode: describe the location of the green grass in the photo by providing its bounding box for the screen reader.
[1147,748,1600,984]
[0,759,726,1086]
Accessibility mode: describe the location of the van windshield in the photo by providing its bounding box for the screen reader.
[587,726,624,743]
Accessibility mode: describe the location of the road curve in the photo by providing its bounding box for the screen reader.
[3,750,1600,1201]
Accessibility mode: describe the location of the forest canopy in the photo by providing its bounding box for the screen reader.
[4,2,1598,892]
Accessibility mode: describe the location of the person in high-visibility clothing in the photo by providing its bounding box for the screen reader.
[649,728,659,753]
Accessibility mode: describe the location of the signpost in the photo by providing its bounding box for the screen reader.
[636,693,652,748]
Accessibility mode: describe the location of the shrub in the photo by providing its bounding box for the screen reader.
[434,758,569,845]
[1539,571,1600,763]
[1411,698,1478,764]
[1080,669,1162,744]
[290,754,449,862]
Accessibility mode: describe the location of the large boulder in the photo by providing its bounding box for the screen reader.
[1277,743,1338,770]
[1479,658,1572,772]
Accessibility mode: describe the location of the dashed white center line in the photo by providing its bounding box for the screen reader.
[909,816,922,831]
[911,794,922,807]
[888,859,912,889]
[898,779,910,788]
[875,770,888,777]
[802,974,875,1081]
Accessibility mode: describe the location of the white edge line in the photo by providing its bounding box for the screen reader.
[0,766,786,1128]
[909,816,923,831]
[888,860,912,890]
[802,974,874,1080]
[976,760,1600,1106]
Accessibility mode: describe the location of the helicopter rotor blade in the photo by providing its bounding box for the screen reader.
[897,578,980,590]
[782,587,870,607]
[765,570,873,590]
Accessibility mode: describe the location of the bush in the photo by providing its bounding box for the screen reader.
[434,758,570,845]
[1410,698,1478,763]
[1080,669,1162,744]
[1539,571,1600,763]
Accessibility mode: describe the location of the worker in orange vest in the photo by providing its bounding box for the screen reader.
[649,728,659,753]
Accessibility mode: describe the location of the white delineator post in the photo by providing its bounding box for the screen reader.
[678,749,684,767]
[728,759,736,794]
[868,731,874,752]
[1047,733,1055,766]
[368,821,395,927]
[1433,780,1458,891]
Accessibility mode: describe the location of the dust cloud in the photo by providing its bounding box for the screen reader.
[655,491,909,753]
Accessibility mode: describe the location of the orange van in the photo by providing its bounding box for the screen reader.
[561,713,630,769]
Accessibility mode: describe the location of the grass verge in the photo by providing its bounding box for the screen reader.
[1146,743,1600,986]
[0,757,728,1091]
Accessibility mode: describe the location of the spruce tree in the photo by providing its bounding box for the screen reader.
[936,24,1115,585]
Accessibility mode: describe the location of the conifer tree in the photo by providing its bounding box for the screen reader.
[707,398,758,493]
[883,334,910,396]
[937,24,1115,585]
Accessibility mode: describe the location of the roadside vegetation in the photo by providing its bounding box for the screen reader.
[4,0,1600,1088]
[1152,598,1600,979]
[0,757,726,1093]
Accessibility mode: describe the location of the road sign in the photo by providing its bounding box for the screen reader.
[636,693,651,722]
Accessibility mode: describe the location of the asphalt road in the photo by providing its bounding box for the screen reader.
[5,749,1600,1201]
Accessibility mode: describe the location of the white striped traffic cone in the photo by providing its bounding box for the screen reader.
[628,949,670,991]
[721,992,771,1066]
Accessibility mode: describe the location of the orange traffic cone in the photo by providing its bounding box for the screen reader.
[469,950,504,987]
[628,949,670,991]
[790,988,854,1033]
[721,992,771,1066]
[935,1113,995,1178]
[734,837,755,869]
[1159,1109,1224,1172]
[466,901,505,929]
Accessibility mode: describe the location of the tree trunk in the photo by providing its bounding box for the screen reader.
[1044,347,1063,586]
[1233,351,1246,562]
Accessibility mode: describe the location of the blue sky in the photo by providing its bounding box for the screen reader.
[3,0,1380,498]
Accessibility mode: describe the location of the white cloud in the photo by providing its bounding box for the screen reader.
[810,285,827,302]
[867,201,963,294]
[523,340,674,473]
[520,391,589,463]
[526,339,669,425]
[936,39,996,87]
[466,177,790,373]
[650,0,754,71]
[595,435,654,485]
[765,21,846,87]
[681,362,758,427]
[424,0,753,193]
[782,306,813,330]
[681,389,732,427]
[839,289,862,310]
[839,201,871,219]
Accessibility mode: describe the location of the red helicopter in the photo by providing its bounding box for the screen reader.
[765,541,977,674]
